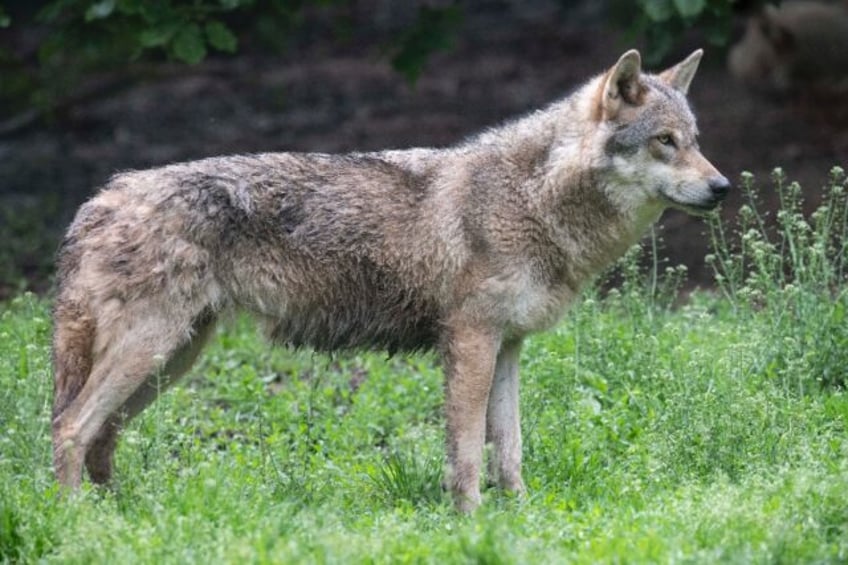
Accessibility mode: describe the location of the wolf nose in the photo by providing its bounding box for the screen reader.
[709,176,731,201]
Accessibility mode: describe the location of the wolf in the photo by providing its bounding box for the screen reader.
[52,48,729,511]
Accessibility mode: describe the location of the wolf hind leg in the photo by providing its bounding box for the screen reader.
[485,339,525,494]
[52,303,208,489]
[83,312,218,485]
[53,343,157,489]
[83,415,120,485]
[51,296,97,488]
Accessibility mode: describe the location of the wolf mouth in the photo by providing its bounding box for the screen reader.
[660,192,721,215]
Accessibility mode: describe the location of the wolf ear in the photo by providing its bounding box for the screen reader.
[601,49,643,120]
[659,49,703,94]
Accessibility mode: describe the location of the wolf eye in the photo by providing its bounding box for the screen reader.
[656,134,676,147]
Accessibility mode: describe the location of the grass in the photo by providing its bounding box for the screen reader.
[2,168,848,563]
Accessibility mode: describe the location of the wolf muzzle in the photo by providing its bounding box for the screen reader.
[709,175,731,200]
[708,175,731,207]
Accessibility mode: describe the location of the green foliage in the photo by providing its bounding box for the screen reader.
[611,0,773,64]
[35,0,249,65]
[390,5,462,84]
[0,503,24,562]
[365,449,444,508]
[0,0,267,119]
[0,1,465,119]
[707,167,848,389]
[641,0,734,63]
[2,169,848,561]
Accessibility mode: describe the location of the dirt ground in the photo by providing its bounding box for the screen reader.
[0,3,845,298]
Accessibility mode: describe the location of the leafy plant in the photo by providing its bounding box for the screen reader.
[365,449,444,507]
[0,0,465,123]
[37,0,251,65]
[707,167,848,390]
[610,0,773,64]
[0,503,24,562]
[389,4,462,83]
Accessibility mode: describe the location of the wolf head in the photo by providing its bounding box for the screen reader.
[594,49,730,217]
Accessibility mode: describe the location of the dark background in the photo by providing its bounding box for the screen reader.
[0,0,846,299]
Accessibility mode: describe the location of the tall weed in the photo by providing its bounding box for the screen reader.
[707,167,848,390]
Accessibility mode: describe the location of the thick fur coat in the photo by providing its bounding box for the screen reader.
[52,49,729,511]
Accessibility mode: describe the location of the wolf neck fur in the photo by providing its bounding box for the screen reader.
[451,82,662,290]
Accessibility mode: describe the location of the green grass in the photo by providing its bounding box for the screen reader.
[2,168,848,563]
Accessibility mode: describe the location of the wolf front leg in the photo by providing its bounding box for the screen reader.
[442,324,500,512]
[486,339,525,494]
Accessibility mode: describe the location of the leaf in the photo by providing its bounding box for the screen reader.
[391,5,462,84]
[639,0,674,22]
[673,0,706,19]
[703,18,731,45]
[36,1,68,23]
[700,7,734,46]
[171,23,207,64]
[85,0,116,21]
[205,20,238,53]
[644,25,676,65]
[139,24,178,48]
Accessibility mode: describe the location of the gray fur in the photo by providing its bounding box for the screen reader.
[52,49,728,511]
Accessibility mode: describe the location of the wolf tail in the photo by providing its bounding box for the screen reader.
[51,224,98,422]
[51,293,96,421]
